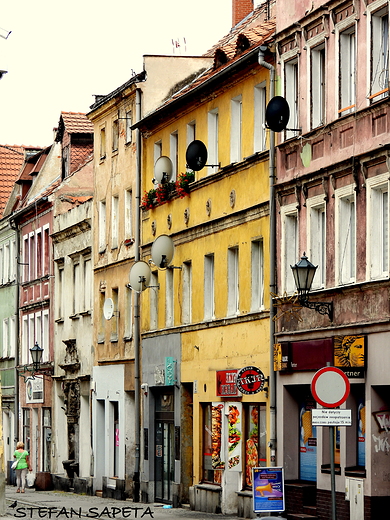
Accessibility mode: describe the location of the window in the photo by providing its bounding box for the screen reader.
[111,288,119,341]
[227,247,239,316]
[202,403,223,484]
[251,239,264,311]
[56,260,64,319]
[100,127,106,159]
[187,121,196,145]
[124,286,133,339]
[336,187,356,285]
[339,26,356,116]
[43,226,50,276]
[42,408,52,472]
[150,272,159,330]
[154,141,162,178]
[125,110,132,143]
[208,109,219,174]
[254,83,266,152]
[370,7,389,102]
[165,268,174,327]
[36,229,42,278]
[308,199,326,289]
[83,255,92,312]
[244,403,267,488]
[99,200,106,253]
[204,254,215,320]
[72,259,80,315]
[281,206,299,293]
[311,43,326,128]
[23,409,30,452]
[285,59,299,138]
[230,95,242,163]
[125,189,133,240]
[170,131,178,181]
[2,316,16,358]
[23,235,29,282]
[112,119,119,152]
[367,174,389,280]
[98,290,105,343]
[111,195,119,249]
[182,261,192,324]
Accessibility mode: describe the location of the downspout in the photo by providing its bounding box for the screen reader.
[258,46,277,466]
[10,218,20,445]
[133,87,142,502]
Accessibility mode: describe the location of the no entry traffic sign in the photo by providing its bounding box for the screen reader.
[311,366,350,408]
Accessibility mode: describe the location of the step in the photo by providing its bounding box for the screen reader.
[303,506,317,516]
[288,514,318,520]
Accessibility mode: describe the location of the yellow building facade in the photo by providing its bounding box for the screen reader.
[137,12,275,516]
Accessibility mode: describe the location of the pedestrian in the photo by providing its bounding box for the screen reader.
[13,441,32,493]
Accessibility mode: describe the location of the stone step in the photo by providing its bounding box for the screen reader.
[288,514,318,520]
[303,506,317,515]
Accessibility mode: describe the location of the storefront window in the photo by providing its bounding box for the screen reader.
[244,403,266,488]
[203,403,224,484]
[357,396,365,467]
[299,397,317,481]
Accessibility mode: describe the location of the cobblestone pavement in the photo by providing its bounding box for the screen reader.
[4,485,260,520]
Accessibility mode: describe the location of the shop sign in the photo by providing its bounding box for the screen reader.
[26,376,44,404]
[216,369,239,396]
[253,467,285,513]
[236,366,265,395]
[164,356,176,386]
[334,335,366,378]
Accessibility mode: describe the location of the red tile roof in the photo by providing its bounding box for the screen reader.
[0,145,25,217]
[60,112,94,134]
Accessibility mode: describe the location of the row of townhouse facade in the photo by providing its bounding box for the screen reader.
[0,0,389,518]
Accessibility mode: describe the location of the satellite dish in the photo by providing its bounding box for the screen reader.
[154,156,173,184]
[186,140,208,171]
[103,298,114,320]
[265,96,290,132]
[129,261,152,292]
[151,235,175,269]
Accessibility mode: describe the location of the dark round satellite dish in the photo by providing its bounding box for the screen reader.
[265,96,290,132]
[186,140,208,171]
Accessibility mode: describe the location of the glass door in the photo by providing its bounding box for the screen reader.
[154,390,175,503]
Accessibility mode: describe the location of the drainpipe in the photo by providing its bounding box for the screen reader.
[258,46,277,467]
[133,87,142,502]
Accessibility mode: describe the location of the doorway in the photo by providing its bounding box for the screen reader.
[154,390,174,502]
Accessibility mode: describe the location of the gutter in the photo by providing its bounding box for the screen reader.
[258,46,277,467]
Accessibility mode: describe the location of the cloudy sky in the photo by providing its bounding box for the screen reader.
[0,0,233,146]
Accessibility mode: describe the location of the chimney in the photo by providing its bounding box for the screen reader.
[232,0,254,26]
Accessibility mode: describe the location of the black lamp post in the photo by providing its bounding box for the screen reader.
[291,253,333,321]
[30,342,44,371]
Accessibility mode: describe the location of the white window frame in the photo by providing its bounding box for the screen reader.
[170,131,178,181]
[369,5,389,102]
[186,121,196,146]
[335,185,356,285]
[165,268,174,327]
[281,204,299,294]
[3,241,10,283]
[182,261,192,324]
[124,286,133,339]
[2,318,9,358]
[307,196,326,289]
[111,195,119,249]
[149,272,159,330]
[22,315,28,365]
[251,239,264,312]
[366,172,389,280]
[42,309,49,362]
[310,42,326,129]
[204,254,215,321]
[99,200,107,253]
[208,109,219,174]
[83,252,92,312]
[338,24,356,116]
[227,247,239,316]
[125,189,133,240]
[284,58,299,139]
[125,110,132,144]
[230,95,242,163]
[254,83,267,152]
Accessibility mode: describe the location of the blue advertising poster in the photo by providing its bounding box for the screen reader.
[253,467,285,513]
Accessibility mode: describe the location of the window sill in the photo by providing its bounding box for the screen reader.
[110,335,118,343]
[55,317,64,323]
[345,466,366,478]
[196,483,221,491]
[69,314,80,320]
[79,310,91,317]
[321,464,341,475]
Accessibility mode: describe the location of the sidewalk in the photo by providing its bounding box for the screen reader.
[3,485,252,520]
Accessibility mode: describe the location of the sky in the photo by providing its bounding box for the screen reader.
[0,0,232,147]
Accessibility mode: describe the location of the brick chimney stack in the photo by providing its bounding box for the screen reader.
[232,0,254,26]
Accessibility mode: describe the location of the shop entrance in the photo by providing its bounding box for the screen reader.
[154,390,174,503]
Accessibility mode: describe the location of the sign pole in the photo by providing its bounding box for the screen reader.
[329,425,336,520]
